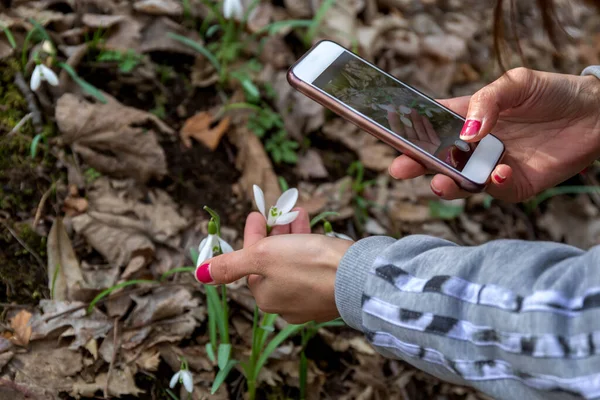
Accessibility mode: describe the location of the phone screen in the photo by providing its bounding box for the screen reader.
[311,51,476,171]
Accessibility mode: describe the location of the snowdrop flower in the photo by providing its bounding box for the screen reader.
[324,221,353,241]
[196,220,234,267]
[30,63,59,91]
[253,185,299,228]
[223,0,244,21]
[170,358,194,393]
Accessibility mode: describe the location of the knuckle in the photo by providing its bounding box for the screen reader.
[472,87,495,105]
[505,67,532,82]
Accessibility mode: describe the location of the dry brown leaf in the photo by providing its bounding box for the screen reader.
[84,338,98,360]
[181,112,231,150]
[388,201,431,222]
[412,57,457,98]
[134,0,183,16]
[0,351,13,370]
[62,196,89,216]
[140,17,202,55]
[125,287,198,327]
[0,39,14,60]
[72,177,188,268]
[135,349,161,371]
[191,55,219,87]
[423,34,468,62]
[56,94,173,183]
[316,0,362,48]
[537,196,600,249]
[273,72,324,140]
[259,36,296,69]
[322,119,397,172]
[12,343,83,396]
[71,366,143,397]
[297,177,354,218]
[283,0,316,18]
[229,125,281,208]
[81,14,124,28]
[47,218,86,301]
[105,16,145,52]
[10,310,32,347]
[30,300,113,350]
[296,150,328,180]
[357,15,412,61]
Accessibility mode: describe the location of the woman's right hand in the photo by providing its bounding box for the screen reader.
[389,67,600,202]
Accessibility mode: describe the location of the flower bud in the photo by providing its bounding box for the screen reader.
[324,221,333,234]
[208,219,217,235]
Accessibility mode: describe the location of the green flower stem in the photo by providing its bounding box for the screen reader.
[221,284,230,344]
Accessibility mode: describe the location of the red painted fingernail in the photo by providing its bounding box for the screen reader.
[493,171,506,184]
[460,119,481,139]
[195,263,214,284]
[431,183,443,197]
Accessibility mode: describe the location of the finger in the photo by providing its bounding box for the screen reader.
[487,164,514,197]
[430,174,470,200]
[410,111,429,144]
[290,207,311,234]
[244,212,267,248]
[422,116,441,146]
[387,110,405,136]
[389,154,428,180]
[403,118,418,141]
[270,224,290,236]
[436,96,471,117]
[459,68,536,142]
[195,248,260,284]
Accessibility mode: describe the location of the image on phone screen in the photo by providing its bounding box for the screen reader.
[311,52,475,171]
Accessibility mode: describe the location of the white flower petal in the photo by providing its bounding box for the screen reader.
[334,232,354,241]
[399,105,412,115]
[197,235,215,266]
[30,65,42,91]
[274,211,299,226]
[218,237,234,254]
[169,371,180,389]
[223,0,244,20]
[377,104,395,112]
[182,370,194,393]
[39,64,58,86]
[425,109,433,118]
[400,116,413,128]
[253,185,266,219]
[275,188,298,215]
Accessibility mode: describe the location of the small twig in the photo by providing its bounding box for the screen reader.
[32,183,55,228]
[13,72,43,134]
[104,317,119,399]
[0,220,45,270]
[8,113,32,136]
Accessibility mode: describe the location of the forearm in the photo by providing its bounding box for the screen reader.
[336,235,600,400]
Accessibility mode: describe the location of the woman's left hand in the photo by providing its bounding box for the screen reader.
[195,209,353,324]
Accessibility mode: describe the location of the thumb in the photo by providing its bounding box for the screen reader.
[195,249,261,284]
[459,67,536,142]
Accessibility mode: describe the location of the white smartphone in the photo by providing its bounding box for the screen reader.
[287,40,505,192]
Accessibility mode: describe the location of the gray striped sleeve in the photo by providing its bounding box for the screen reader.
[582,65,600,80]
[335,235,600,400]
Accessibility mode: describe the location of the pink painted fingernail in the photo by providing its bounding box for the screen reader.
[460,119,481,139]
[195,263,214,284]
[493,171,507,184]
[431,183,443,197]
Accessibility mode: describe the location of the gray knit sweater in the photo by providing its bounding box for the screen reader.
[335,67,600,400]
